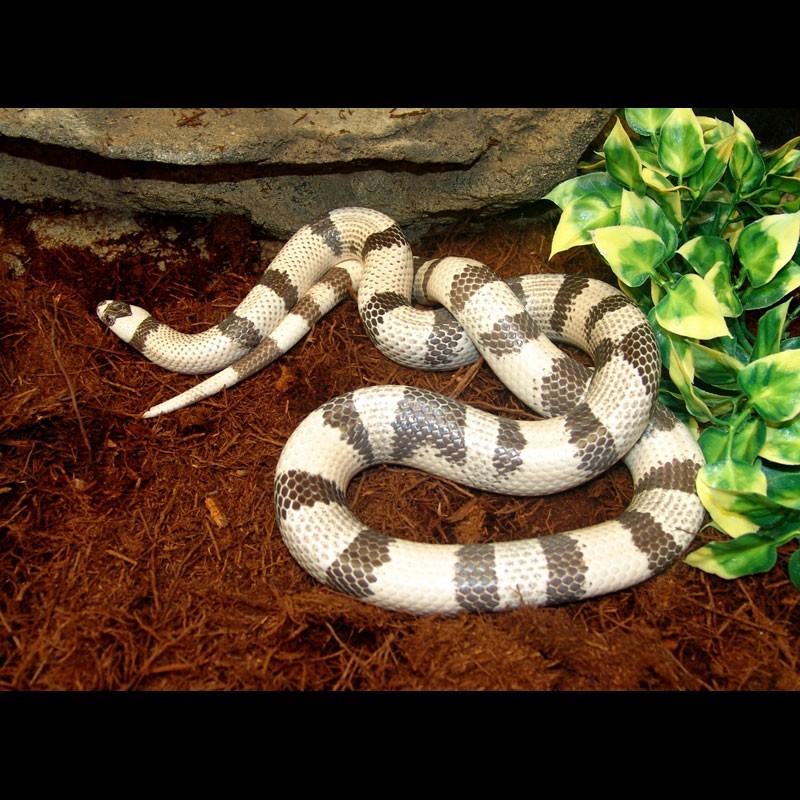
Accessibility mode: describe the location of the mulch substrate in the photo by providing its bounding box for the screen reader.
[1,199,797,691]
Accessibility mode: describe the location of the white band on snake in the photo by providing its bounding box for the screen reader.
[97,207,705,614]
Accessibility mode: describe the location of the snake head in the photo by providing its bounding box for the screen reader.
[97,300,132,328]
[96,300,153,345]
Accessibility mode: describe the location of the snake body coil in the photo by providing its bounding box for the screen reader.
[98,207,705,614]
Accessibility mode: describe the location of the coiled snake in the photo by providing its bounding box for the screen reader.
[97,207,705,614]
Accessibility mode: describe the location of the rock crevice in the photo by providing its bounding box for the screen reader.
[0,107,615,236]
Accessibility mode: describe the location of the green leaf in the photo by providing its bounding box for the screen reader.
[789,548,800,589]
[699,117,735,144]
[618,277,653,312]
[697,459,791,535]
[624,108,674,137]
[713,330,752,363]
[765,469,800,510]
[685,534,778,579]
[701,458,766,495]
[751,300,790,361]
[641,167,673,192]
[766,174,800,195]
[689,341,744,389]
[699,416,765,465]
[658,108,706,180]
[654,273,730,339]
[636,147,666,174]
[648,309,672,365]
[543,172,623,210]
[659,329,715,421]
[761,461,798,483]
[764,135,800,175]
[741,260,800,310]
[698,427,729,463]
[603,119,646,194]
[755,187,789,209]
[784,196,800,213]
[589,225,666,287]
[549,193,620,257]
[645,177,685,228]
[739,350,800,422]
[686,134,736,201]
[761,415,800,465]
[703,261,743,318]
[677,236,733,277]
[619,190,678,259]
[737,211,800,288]
[733,417,768,464]
[729,114,766,195]
[692,386,737,417]
[697,459,764,535]
[688,195,739,239]
[657,383,688,414]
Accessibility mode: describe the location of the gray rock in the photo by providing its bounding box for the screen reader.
[0,107,615,237]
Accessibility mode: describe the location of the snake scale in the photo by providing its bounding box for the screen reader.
[97,207,705,614]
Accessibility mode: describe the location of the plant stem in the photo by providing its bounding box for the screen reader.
[725,405,754,460]
[732,316,754,351]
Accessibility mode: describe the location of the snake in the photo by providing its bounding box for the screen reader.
[97,207,705,615]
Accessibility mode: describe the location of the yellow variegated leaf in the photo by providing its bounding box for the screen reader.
[590,225,666,287]
[624,108,673,136]
[703,262,742,317]
[654,274,731,340]
[761,415,800,465]
[658,108,707,180]
[739,350,800,422]
[603,119,646,193]
[684,545,740,578]
[549,193,619,257]
[665,337,714,421]
[696,462,767,536]
[737,211,800,288]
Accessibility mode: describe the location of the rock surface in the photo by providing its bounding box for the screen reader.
[0,107,615,237]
